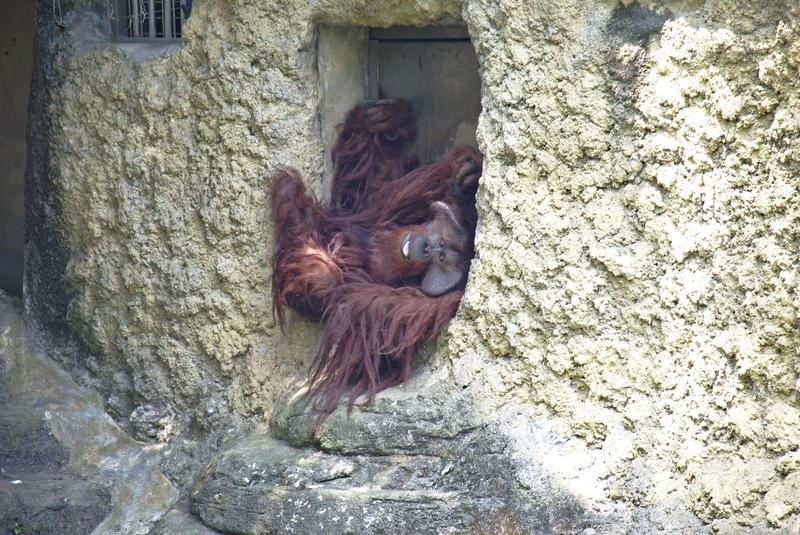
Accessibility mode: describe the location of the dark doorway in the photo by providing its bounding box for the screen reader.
[317,24,482,200]
[0,0,34,296]
[367,26,481,164]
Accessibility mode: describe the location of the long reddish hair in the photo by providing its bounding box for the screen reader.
[270,100,478,425]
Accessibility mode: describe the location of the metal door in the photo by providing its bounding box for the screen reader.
[368,26,481,164]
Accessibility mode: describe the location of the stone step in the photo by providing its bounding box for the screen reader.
[191,436,497,535]
[192,388,588,535]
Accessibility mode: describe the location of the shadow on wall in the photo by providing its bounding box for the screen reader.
[0,0,34,297]
[0,248,23,296]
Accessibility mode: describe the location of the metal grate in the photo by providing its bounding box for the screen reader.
[113,0,192,39]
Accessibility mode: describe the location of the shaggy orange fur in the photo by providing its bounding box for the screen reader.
[270,99,480,424]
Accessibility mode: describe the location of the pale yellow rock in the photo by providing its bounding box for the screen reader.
[34,0,800,529]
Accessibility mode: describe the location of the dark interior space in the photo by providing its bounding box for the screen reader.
[0,0,34,296]
[367,26,481,164]
[318,24,481,200]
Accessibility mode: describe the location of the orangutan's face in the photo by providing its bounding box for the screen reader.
[399,201,469,296]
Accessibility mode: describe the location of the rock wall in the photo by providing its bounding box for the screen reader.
[26,0,800,531]
[447,1,800,529]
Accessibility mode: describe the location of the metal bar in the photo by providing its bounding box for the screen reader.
[148,0,156,37]
[369,26,470,41]
[131,0,140,37]
[113,37,183,44]
[367,39,379,99]
[163,0,172,38]
[372,37,470,44]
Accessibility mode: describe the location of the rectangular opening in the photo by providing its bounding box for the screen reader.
[318,24,481,200]
[367,26,480,165]
[112,0,188,40]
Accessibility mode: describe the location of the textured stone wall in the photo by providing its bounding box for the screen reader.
[27,0,800,530]
[27,0,463,428]
[447,0,800,529]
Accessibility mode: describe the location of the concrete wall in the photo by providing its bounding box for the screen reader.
[0,0,34,295]
[318,25,369,200]
[25,0,800,530]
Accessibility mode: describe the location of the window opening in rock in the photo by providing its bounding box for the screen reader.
[112,0,191,40]
[318,25,481,200]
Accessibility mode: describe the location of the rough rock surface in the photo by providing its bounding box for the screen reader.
[446,1,800,529]
[23,0,800,531]
[193,378,589,535]
[0,292,178,534]
[193,369,758,534]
